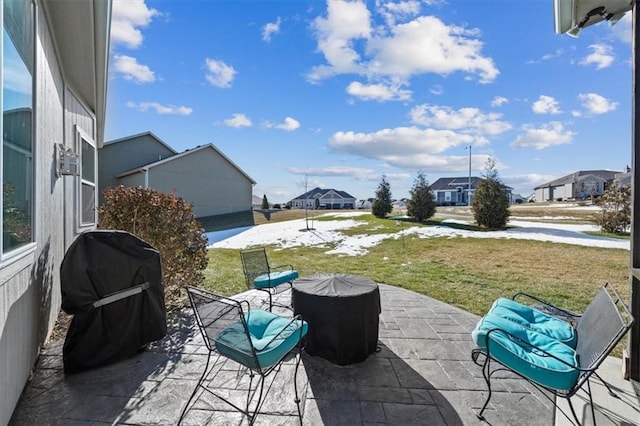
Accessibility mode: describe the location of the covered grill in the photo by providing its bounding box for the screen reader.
[61,230,166,374]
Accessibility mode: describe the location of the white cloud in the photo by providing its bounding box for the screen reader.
[503,173,558,195]
[376,0,421,26]
[612,13,632,44]
[430,85,444,95]
[126,101,192,115]
[328,126,479,165]
[366,16,498,84]
[113,55,155,83]
[223,113,252,128]
[491,96,508,107]
[580,44,614,69]
[511,122,575,150]
[346,81,411,101]
[205,59,236,88]
[288,166,384,181]
[265,117,301,131]
[262,17,281,42]
[410,104,512,135]
[532,95,561,115]
[577,93,618,114]
[307,2,498,86]
[111,0,159,49]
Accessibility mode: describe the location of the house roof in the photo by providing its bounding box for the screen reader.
[115,143,256,184]
[534,170,621,189]
[103,131,177,154]
[41,0,111,146]
[291,187,357,201]
[430,177,484,191]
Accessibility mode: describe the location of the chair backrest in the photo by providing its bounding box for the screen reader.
[240,248,270,289]
[187,286,260,371]
[574,283,634,386]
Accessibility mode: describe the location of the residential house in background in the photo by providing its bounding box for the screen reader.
[99,132,256,218]
[534,170,621,202]
[288,188,357,210]
[431,177,481,206]
[1,0,111,423]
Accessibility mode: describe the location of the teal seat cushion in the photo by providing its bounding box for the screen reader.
[215,309,308,369]
[472,313,579,391]
[253,270,299,289]
[491,298,577,348]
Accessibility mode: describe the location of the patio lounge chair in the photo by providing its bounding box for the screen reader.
[471,283,634,425]
[240,247,299,311]
[178,286,308,425]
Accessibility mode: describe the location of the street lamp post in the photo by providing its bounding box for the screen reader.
[467,145,472,206]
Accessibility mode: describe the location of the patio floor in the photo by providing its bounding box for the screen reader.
[9,284,638,425]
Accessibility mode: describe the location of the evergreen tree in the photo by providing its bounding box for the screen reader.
[472,158,510,229]
[261,194,269,209]
[372,174,393,218]
[407,171,435,222]
[595,182,631,234]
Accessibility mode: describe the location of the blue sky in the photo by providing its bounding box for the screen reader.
[105,0,633,203]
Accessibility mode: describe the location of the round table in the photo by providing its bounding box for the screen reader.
[292,273,381,365]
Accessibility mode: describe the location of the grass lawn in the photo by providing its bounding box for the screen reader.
[204,205,631,356]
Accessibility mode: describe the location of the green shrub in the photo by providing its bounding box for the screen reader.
[595,182,631,234]
[472,158,510,229]
[98,186,209,309]
[407,171,435,222]
[372,174,393,218]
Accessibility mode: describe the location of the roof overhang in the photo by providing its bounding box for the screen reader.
[554,0,632,37]
[41,0,111,147]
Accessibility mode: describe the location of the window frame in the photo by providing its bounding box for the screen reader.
[76,125,97,229]
[1,0,36,263]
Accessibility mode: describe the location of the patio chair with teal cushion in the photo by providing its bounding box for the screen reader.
[471,283,633,425]
[240,247,299,311]
[178,286,308,425]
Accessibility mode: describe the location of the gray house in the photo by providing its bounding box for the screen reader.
[1,0,111,423]
[534,170,621,202]
[99,132,256,218]
[431,177,482,206]
[289,187,357,210]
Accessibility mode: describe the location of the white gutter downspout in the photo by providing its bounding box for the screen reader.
[143,168,149,188]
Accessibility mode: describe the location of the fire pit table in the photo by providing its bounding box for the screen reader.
[292,273,381,365]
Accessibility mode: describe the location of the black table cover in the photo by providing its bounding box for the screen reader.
[292,273,380,365]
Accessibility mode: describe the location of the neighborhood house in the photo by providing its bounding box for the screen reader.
[534,170,626,202]
[288,188,357,210]
[99,132,256,218]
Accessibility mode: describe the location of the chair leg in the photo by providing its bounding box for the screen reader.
[477,353,493,420]
[293,347,304,425]
[593,372,619,398]
[178,351,212,425]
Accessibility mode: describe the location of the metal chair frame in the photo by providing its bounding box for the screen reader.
[471,283,634,425]
[178,286,306,425]
[240,247,297,311]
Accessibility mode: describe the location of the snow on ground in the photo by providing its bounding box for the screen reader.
[207,212,629,256]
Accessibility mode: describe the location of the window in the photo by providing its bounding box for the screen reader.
[78,128,96,226]
[2,0,35,255]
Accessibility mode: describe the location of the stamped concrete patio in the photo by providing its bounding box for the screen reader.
[9,284,638,425]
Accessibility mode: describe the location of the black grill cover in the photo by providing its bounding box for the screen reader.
[61,230,167,374]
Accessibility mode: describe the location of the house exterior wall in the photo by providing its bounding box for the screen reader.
[146,149,253,217]
[98,134,175,203]
[1,2,105,423]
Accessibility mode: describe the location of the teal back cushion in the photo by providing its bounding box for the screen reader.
[216,309,308,369]
[472,313,579,391]
[492,298,577,348]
